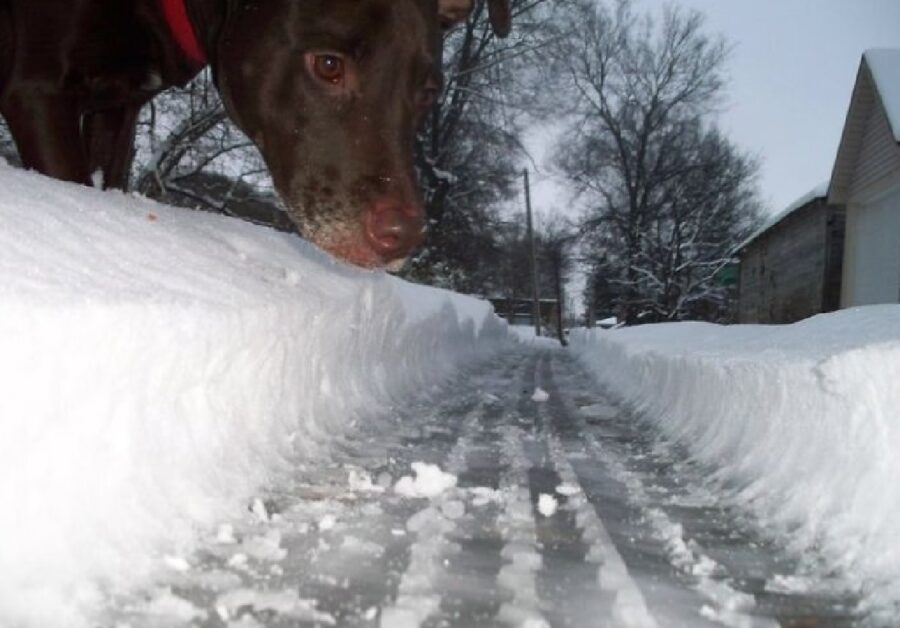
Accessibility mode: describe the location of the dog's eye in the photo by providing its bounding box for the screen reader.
[417,88,439,111]
[312,54,345,84]
[417,75,442,112]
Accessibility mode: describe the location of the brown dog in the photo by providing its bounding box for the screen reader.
[0,0,511,268]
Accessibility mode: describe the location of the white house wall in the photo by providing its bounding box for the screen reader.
[834,54,900,308]
[842,186,900,306]
[850,81,900,199]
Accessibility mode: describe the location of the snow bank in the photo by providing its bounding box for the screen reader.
[0,163,510,625]
[570,308,900,618]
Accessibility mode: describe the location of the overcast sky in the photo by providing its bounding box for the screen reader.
[528,0,900,220]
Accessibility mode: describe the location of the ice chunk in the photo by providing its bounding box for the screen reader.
[348,468,384,493]
[555,483,580,497]
[216,588,335,624]
[394,462,458,499]
[440,499,466,519]
[133,588,207,623]
[240,530,287,562]
[216,524,237,545]
[537,494,558,517]
[163,555,191,572]
[250,498,269,522]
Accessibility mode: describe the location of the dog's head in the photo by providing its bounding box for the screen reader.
[212,0,511,269]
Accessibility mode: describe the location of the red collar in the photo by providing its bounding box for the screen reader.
[160,0,207,67]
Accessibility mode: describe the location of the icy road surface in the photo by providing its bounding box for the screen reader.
[105,346,861,628]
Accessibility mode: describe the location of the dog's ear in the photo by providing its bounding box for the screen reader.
[438,0,512,38]
[486,0,511,38]
[438,0,473,30]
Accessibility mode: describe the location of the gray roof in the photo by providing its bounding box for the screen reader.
[735,182,829,254]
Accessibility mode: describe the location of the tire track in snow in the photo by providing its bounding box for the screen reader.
[300,358,519,624]
[279,357,518,627]
[378,403,484,627]
[424,358,527,628]
[494,424,550,627]
[400,349,555,628]
[542,351,777,628]
[487,348,654,628]
[278,392,485,627]
[99,344,858,627]
[381,350,557,628]
[528,351,658,628]
[102,353,509,628]
[539,426,657,626]
[271,353,526,628]
[379,356,530,628]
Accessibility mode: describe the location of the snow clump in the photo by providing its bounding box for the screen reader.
[394,462,459,499]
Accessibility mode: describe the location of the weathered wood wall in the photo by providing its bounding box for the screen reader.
[738,200,845,324]
[849,70,900,200]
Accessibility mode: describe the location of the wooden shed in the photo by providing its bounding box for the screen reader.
[829,49,900,306]
[736,185,845,324]
[487,296,558,328]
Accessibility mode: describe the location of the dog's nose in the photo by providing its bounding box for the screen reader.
[363,200,425,261]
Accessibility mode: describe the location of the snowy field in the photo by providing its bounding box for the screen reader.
[0,163,511,626]
[570,308,900,622]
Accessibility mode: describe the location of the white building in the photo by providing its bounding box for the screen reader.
[829,49,900,307]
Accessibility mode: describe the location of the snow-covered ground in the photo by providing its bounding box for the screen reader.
[0,163,510,626]
[506,324,561,349]
[6,156,900,627]
[570,308,900,621]
[92,345,861,628]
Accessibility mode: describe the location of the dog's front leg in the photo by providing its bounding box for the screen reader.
[0,91,90,185]
[83,105,142,191]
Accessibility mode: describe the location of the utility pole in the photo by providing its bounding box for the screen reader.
[523,169,541,337]
[553,260,566,346]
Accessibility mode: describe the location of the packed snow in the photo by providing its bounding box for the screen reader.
[393,462,458,499]
[570,307,900,620]
[6,156,897,626]
[0,162,511,626]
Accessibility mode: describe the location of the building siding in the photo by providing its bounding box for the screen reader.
[842,189,900,306]
[850,86,900,199]
[823,211,846,312]
[830,71,874,203]
[829,53,900,308]
[738,201,843,324]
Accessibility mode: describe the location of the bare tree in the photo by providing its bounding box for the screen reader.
[2,3,570,295]
[635,123,759,320]
[406,0,560,290]
[538,217,576,342]
[130,71,282,226]
[489,219,538,302]
[0,117,18,166]
[552,0,760,323]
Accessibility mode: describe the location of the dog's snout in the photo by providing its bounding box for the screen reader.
[363,200,425,261]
